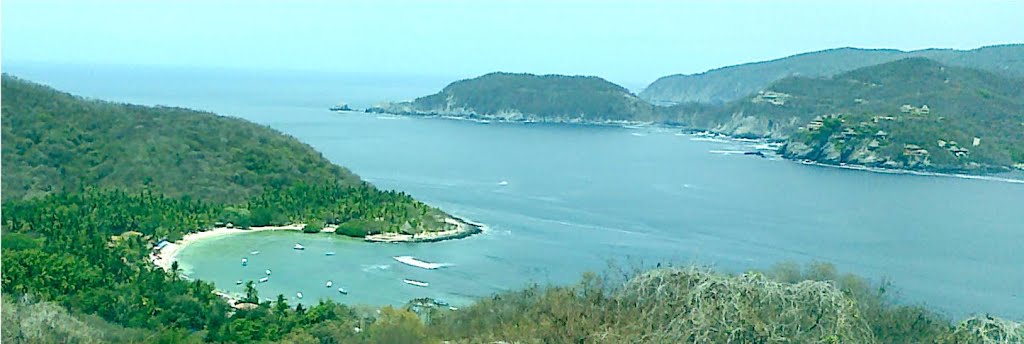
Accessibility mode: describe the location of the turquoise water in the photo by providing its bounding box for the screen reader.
[8,64,1024,320]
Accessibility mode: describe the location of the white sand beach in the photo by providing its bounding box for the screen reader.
[152,216,484,270]
[152,224,305,271]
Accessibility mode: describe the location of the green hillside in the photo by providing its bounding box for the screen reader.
[369,72,657,123]
[713,58,1024,172]
[1,75,448,236]
[1,74,360,203]
[641,44,1024,104]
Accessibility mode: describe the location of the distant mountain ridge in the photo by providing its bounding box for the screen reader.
[662,58,1024,172]
[368,72,657,123]
[371,56,1024,174]
[641,44,1024,105]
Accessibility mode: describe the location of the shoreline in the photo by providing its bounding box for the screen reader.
[359,109,1024,184]
[151,216,486,271]
[794,159,1024,184]
[151,224,305,271]
[364,215,485,243]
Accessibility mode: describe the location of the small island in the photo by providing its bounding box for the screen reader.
[329,103,352,112]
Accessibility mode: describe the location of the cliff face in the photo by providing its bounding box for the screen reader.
[780,136,936,171]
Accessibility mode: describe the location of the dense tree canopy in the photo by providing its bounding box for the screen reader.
[374,72,658,122]
[1,74,360,203]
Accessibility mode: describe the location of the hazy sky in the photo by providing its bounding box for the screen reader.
[3,0,1022,87]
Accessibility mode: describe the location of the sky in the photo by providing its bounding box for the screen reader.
[3,0,1023,87]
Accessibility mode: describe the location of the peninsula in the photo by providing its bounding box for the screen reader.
[365,51,1024,175]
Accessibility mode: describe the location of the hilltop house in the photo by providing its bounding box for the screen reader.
[900,104,930,115]
[903,144,929,156]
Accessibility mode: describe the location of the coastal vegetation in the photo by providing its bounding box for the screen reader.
[640,44,1024,105]
[676,58,1024,172]
[2,76,1021,343]
[373,57,1024,173]
[368,72,657,123]
[1,74,359,203]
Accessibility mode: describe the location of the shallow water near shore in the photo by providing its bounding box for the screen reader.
[10,64,1024,320]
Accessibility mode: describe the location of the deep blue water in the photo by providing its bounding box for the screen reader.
[5,63,1023,320]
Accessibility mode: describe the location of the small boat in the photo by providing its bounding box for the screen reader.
[265,269,272,275]
[293,243,305,250]
[324,252,336,256]
[338,288,348,295]
[235,280,243,285]
[393,256,444,270]
[296,292,303,299]
[403,279,429,287]
[241,258,248,266]
[498,180,509,186]
[433,299,449,307]
[250,250,260,255]
[448,306,458,311]
[326,280,333,288]
[259,277,269,283]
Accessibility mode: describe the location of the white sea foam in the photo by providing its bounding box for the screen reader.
[708,150,747,155]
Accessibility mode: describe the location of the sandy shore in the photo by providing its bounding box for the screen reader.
[151,224,305,271]
[152,216,484,270]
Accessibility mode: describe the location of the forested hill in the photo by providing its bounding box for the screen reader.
[1,74,359,203]
[368,72,657,123]
[641,44,1024,105]
[664,58,1024,172]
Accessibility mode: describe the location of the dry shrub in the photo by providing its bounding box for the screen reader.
[947,315,1024,344]
[610,267,874,343]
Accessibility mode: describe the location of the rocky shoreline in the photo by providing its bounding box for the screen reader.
[364,215,484,243]
[363,107,1022,179]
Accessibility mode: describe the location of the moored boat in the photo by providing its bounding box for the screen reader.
[293,243,305,250]
[393,256,444,269]
[326,280,333,288]
[259,277,269,283]
[241,258,248,266]
[338,287,348,295]
[296,292,303,299]
[403,279,429,287]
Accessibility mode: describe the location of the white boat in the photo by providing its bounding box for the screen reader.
[296,292,303,299]
[393,256,444,270]
[324,252,336,256]
[259,277,269,283]
[326,280,333,288]
[235,280,243,285]
[250,250,260,255]
[338,288,348,295]
[241,258,248,266]
[265,269,272,275]
[403,279,429,287]
[293,243,305,250]
[498,180,509,186]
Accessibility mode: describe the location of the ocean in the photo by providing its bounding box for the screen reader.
[6,62,1023,320]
